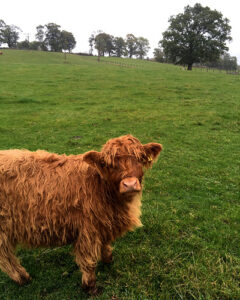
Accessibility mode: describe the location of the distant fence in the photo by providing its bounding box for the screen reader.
[100,58,240,73]
[96,57,160,69]
[192,65,240,75]
[98,59,139,68]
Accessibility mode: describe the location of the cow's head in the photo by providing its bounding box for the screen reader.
[83,135,162,196]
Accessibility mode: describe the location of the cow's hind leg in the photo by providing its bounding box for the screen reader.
[0,232,30,285]
[101,244,113,264]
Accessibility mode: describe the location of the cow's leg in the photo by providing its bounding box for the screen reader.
[81,265,98,295]
[0,232,30,285]
[74,238,102,295]
[101,244,113,264]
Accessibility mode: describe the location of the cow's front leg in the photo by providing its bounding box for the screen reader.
[101,244,113,264]
[80,266,98,295]
[74,239,101,296]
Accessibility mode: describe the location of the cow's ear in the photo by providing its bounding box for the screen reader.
[83,151,101,166]
[83,151,105,175]
[143,143,162,163]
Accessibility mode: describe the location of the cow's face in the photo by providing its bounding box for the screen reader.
[83,135,162,196]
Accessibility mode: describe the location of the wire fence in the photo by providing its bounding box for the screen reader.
[99,58,240,74]
[74,53,240,74]
[192,65,240,75]
[98,58,140,68]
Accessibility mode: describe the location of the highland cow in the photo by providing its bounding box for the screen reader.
[0,135,162,295]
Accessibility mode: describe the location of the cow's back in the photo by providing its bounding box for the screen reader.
[0,149,88,246]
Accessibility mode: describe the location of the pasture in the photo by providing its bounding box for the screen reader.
[0,49,239,299]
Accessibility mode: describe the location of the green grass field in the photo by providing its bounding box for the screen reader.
[0,49,239,299]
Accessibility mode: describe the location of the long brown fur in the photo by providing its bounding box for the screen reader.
[0,134,162,294]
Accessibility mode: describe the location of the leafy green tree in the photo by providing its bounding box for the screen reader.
[205,52,237,71]
[136,37,150,59]
[35,25,47,50]
[30,41,45,50]
[153,47,166,63]
[61,30,76,53]
[88,33,95,55]
[45,23,62,52]
[0,20,6,45]
[94,32,115,57]
[160,3,232,70]
[94,32,108,59]
[126,34,138,58]
[17,40,30,49]
[1,24,21,48]
[105,34,114,57]
[35,25,45,42]
[113,37,126,57]
[36,24,76,52]
[222,53,237,70]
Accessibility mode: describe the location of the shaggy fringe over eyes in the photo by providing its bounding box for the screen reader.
[101,135,148,167]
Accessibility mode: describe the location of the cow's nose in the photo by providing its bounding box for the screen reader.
[119,177,141,194]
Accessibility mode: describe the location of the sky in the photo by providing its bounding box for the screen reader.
[1,0,240,62]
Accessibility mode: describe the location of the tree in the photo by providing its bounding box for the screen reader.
[17,40,30,50]
[0,20,6,46]
[105,34,114,57]
[126,34,138,58]
[36,24,76,52]
[160,3,232,70]
[61,30,76,53]
[153,48,166,63]
[205,52,237,71]
[44,23,62,52]
[94,32,108,60]
[94,32,114,58]
[35,25,47,51]
[222,53,237,70]
[88,33,95,55]
[29,41,42,50]
[1,24,21,48]
[136,37,150,59]
[35,25,45,42]
[113,37,126,57]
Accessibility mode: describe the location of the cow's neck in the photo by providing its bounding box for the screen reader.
[100,180,143,239]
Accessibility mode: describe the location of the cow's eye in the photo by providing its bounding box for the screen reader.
[139,176,143,183]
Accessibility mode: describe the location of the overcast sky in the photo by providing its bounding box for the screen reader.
[1,0,240,62]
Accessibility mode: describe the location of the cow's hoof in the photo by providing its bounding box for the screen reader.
[102,254,114,264]
[83,284,103,296]
[18,275,31,286]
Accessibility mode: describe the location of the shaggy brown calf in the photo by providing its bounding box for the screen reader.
[0,134,162,294]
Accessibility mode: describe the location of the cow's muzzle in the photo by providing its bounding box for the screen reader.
[119,177,141,194]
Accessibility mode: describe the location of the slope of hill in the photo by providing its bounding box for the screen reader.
[0,49,239,299]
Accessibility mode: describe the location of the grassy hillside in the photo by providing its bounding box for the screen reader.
[0,49,239,299]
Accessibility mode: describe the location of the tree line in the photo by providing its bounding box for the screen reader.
[0,20,150,59]
[89,32,150,59]
[0,3,238,70]
[0,20,76,52]
[200,53,238,71]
